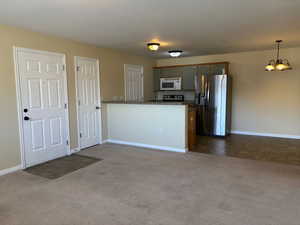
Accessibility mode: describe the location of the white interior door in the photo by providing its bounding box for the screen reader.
[75,57,101,149]
[124,64,144,101]
[15,48,70,168]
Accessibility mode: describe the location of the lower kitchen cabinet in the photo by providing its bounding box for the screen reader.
[188,106,197,150]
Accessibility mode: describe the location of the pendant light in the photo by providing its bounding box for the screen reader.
[147,43,160,51]
[265,40,292,71]
[168,50,183,57]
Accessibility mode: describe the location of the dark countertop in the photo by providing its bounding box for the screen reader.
[102,100,196,106]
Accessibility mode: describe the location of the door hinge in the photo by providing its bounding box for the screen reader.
[76,66,80,72]
[64,103,67,109]
[80,133,82,138]
[78,100,81,106]
[66,140,69,145]
[62,64,66,71]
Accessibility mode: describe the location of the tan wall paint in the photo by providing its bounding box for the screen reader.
[0,24,155,171]
[157,48,300,137]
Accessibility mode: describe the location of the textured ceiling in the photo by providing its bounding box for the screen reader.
[0,0,300,58]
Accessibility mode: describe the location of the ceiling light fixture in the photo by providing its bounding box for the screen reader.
[265,40,292,72]
[168,50,183,57]
[147,43,160,51]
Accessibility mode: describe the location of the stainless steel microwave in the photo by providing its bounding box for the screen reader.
[160,77,182,90]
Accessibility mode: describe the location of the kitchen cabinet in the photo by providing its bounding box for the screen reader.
[197,65,210,76]
[182,66,197,90]
[154,66,197,91]
[197,63,227,76]
[188,106,197,150]
[153,62,229,92]
[160,67,182,78]
[153,68,160,91]
[210,63,227,75]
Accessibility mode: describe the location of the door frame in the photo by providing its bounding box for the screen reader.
[13,47,71,169]
[124,64,144,101]
[74,56,102,152]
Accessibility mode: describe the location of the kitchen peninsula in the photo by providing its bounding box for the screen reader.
[102,101,188,153]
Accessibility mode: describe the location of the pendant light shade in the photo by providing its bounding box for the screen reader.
[265,61,275,71]
[265,40,292,71]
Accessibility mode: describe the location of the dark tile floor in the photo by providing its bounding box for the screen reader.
[191,134,300,166]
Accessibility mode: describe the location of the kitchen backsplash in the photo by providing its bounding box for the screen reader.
[156,91,195,101]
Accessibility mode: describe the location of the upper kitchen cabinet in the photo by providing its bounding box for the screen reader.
[153,68,160,91]
[157,66,197,91]
[197,65,210,76]
[160,67,182,78]
[209,63,228,75]
[182,66,197,90]
[197,63,228,76]
[153,62,229,92]
[153,67,183,91]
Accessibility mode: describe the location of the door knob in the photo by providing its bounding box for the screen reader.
[24,108,28,113]
[24,116,30,121]
[96,106,100,110]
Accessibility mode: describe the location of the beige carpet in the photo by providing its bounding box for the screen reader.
[1,143,300,225]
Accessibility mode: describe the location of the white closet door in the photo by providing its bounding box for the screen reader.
[124,64,144,101]
[15,48,69,168]
[75,57,101,149]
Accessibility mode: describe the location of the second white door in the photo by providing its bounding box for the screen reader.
[124,64,144,101]
[75,57,101,149]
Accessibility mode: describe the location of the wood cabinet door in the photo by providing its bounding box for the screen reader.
[182,66,197,90]
[160,67,182,78]
[197,65,210,76]
[153,68,160,91]
[188,108,197,150]
[210,63,226,75]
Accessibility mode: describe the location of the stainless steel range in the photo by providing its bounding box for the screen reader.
[163,95,185,102]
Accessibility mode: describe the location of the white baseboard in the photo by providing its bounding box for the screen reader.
[70,147,80,154]
[0,165,22,177]
[105,139,187,153]
[101,139,109,144]
[231,130,300,139]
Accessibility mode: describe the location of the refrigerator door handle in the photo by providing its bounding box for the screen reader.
[201,75,206,97]
[207,81,210,104]
[194,74,199,94]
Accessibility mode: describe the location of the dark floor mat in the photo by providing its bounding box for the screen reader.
[25,154,102,179]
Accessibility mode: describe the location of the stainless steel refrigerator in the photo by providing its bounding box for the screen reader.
[194,73,231,136]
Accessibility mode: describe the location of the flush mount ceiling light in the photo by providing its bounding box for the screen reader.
[168,50,183,57]
[147,43,160,51]
[265,40,292,72]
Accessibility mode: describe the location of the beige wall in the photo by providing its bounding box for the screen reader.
[105,103,187,151]
[157,48,300,137]
[0,24,155,171]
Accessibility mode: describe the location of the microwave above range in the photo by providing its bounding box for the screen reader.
[160,77,182,90]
